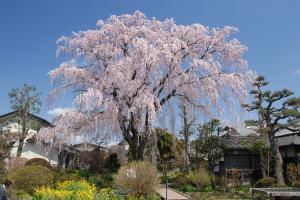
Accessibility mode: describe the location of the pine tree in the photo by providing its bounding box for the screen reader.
[242,76,300,184]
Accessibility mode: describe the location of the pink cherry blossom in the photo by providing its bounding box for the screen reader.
[38,11,254,160]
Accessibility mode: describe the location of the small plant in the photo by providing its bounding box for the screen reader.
[254,177,275,188]
[115,161,159,197]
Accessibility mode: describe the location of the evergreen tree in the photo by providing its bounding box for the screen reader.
[156,128,175,162]
[194,119,224,173]
[242,76,300,184]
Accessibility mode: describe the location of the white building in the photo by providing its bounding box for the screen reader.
[0,111,79,168]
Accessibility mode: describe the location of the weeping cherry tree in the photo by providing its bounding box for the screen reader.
[38,11,254,161]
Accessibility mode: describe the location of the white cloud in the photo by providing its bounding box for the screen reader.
[295,69,300,75]
[47,107,72,117]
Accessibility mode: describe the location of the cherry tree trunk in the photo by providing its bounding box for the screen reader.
[128,136,146,161]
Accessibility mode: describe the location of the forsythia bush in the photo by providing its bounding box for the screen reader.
[34,180,96,200]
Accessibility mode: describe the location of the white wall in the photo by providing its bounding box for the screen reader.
[14,143,59,165]
[6,122,59,166]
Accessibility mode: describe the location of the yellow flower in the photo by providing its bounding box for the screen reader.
[34,180,96,200]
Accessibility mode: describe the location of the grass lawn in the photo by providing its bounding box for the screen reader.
[188,191,251,200]
[187,188,251,200]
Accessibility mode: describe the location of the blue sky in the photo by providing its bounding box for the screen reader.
[1,0,300,121]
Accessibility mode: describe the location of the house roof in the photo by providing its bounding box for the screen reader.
[276,132,300,146]
[0,111,53,127]
[72,142,104,152]
[222,135,269,150]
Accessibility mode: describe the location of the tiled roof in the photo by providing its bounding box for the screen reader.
[0,111,53,127]
[222,135,269,150]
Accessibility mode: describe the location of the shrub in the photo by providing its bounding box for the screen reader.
[6,189,33,200]
[53,170,82,184]
[160,171,181,184]
[105,153,120,172]
[8,165,54,194]
[115,161,159,197]
[88,173,114,189]
[25,158,52,169]
[214,176,227,188]
[287,163,300,185]
[81,148,107,173]
[171,174,190,188]
[293,180,300,188]
[0,161,7,183]
[34,180,96,200]
[254,177,275,188]
[190,168,211,189]
[179,184,198,193]
[78,169,91,179]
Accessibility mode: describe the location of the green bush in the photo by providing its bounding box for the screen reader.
[160,171,181,183]
[25,158,52,169]
[254,177,275,188]
[8,165,54,195]
[53,170,82,183]
[179,184,198,193]
[88,173,114,189]
[78,169,91,179]
[171,174,190,188]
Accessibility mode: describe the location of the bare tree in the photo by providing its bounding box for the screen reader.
[8,84,41,157]
[179,101,195,171]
